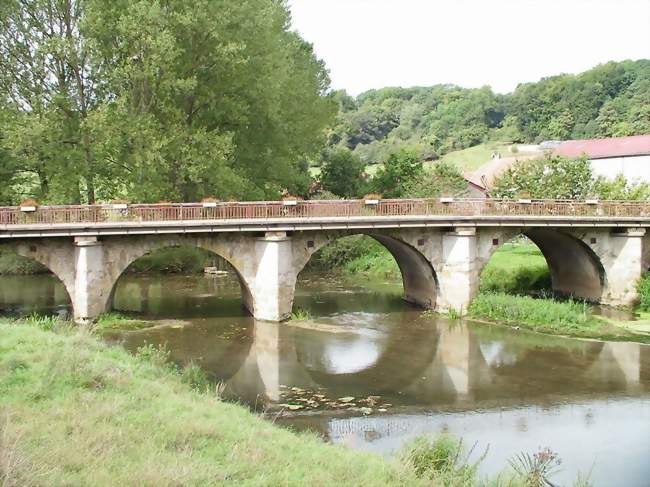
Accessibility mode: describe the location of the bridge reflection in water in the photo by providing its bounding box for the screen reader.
[3,271,650,485]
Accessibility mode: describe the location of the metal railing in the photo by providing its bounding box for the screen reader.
[2,198,650,226]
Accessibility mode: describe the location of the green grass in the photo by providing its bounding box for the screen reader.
[431,142,513,172]
[306,235,400,279]
[0,320,424,486]
[469,292,597,334]
[480,243,551,295]
[94,312,152,331]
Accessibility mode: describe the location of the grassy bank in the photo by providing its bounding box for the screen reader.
[0,319,597,486]
[0,320,425,486]
[468,292,650,343]
[479,243,550,294]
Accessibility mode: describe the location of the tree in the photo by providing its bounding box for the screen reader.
[491,156,595,199]
[0,0,336,204]
[0,0,107,203]
[403,161,468,198]
[319,147,366,198]
[373,149,423,198]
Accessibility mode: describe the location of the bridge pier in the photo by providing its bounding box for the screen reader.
[73,236,110,324]
[600,228,646,306]
[251,232,296,322]
[437,228,479,314]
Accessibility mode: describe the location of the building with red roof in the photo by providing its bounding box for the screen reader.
[553,134,650,182]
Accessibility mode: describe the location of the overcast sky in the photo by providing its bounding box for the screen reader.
[288,0,650,95]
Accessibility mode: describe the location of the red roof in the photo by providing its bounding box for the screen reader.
[553,134,650,160]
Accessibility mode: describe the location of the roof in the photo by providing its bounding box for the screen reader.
[553,134,650,160]
[463,154,542,191]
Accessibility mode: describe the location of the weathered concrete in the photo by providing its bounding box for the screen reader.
[1,224,648,323]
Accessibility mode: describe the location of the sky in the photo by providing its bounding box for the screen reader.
[288,0,650,95]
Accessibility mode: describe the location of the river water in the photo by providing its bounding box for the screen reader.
[1,272,649,485]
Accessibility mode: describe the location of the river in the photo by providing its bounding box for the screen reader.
[1,272,649,485]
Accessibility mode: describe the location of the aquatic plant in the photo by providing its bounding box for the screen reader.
[509,447,561,487]
[290,307,312,321]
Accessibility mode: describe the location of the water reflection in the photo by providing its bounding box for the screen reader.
[2,272,650,485]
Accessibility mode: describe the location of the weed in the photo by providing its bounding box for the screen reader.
[290,307,312,321]
[135,342,171,368]
[400,435,486,485]
[509,447,562,487]
[180,361,210,392]
[637,272,650,311]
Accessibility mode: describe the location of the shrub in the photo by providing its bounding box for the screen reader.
[0,252,49,275]
[637,273,650,311]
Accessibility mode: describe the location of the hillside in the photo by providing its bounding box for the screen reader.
[320,59,650,172]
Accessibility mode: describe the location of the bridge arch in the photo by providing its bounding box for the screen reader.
[478,228,606,302]
[292,231,439,310]
[0,240,76,311]
[101,236,257,317]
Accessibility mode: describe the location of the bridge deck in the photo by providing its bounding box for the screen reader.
[2,198,650,237]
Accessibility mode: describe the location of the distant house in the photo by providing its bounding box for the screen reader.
[553,134,650,182]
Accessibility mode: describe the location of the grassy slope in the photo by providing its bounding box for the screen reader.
[430,142,513,172]
[309,141,513,183]
[0,322,421,486]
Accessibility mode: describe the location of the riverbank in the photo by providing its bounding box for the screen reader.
[0,319,426,486]
[468,292,650,344]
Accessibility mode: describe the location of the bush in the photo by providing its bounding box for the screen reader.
[127,247,220,274]
[0,252,49,275]
[305,235,399,278]
[637,273,650,311]
[480,266,551,295]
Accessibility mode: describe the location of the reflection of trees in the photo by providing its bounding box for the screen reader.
[119,318,254,383]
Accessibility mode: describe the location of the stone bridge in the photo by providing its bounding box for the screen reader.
[2,198,650,323]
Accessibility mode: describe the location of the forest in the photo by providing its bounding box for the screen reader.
[0,0,649,206]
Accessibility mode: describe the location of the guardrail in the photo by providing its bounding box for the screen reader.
[2,198,650,226]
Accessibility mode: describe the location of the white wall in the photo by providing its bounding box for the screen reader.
[590,154,650,182]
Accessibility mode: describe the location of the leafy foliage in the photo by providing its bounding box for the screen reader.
[491,156,596,199]
[318,147,366,197]
[403,161,468,198]
[0,0,335,204]
[492,155,650,200]
[372,148,423,198]
[637,273,650,312]
[324,60,650,175]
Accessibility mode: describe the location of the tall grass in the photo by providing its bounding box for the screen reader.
[400,435,486,486]
[469,292,596,333]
